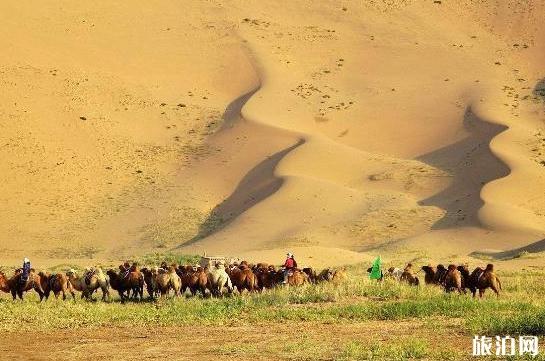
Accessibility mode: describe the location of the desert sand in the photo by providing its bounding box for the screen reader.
[1,1,544,269]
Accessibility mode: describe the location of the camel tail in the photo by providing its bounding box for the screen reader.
[496,276,502,290]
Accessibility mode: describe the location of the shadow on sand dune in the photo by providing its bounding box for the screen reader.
[470,237,545,260]
[220,88,259,129]
[180,83,305,246]
[417,107,509,229]
[184,138,304,245]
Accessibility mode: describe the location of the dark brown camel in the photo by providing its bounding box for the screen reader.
[434,264,448,285]
[254,266,277,290]
[302,267,318,284]
[107,267,144,302]
[8,269,45,301]
[421,265,436,285]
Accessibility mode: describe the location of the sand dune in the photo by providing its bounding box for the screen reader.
[1,1,545,268]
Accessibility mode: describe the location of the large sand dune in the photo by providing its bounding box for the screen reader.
[1,1,544,268]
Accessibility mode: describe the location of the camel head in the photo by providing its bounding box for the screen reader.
[66,269,77,278]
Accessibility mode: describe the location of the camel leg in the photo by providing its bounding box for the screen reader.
[101,286,109,302]
[491,285,500,297]
[11,289,17,301]
[36,287,45,302]
[17,290,23,300]
[479,289,485,298]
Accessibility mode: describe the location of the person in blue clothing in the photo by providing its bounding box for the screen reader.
[21,257,31,284]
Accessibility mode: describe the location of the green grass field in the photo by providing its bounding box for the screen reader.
[1,262,544,360]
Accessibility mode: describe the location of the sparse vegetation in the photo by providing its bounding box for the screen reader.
[0,261,544,359]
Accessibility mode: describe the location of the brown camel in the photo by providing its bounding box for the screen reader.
[434,264,448,285]
[0,272,11,294]
[66,268,110,301]
[254,266,277,290]
[141,267,160,299]
[317,268,335,282]
[176,265,208,297]
[471,264,502,298]
[400,270,420,286]
[444,265,463,294]
[332,268,348,284]
[8,269,45,301]
[153,267,182,298]
[457,264,471,292]
[107,267,144,302]
[302,267,318,284]
[277,269,308,286]
[228,265,257,293]
[421,265,437,285]
[38,272,75,300]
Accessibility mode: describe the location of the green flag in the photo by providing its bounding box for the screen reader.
[369,256,382,280]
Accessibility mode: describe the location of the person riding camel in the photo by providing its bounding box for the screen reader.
[119,261,131,279]
[20,257,31,284]
[282,252,297,284]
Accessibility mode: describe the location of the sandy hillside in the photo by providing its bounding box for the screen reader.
[0,1,544,268]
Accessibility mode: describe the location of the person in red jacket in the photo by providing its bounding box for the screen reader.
[283,252,297,284]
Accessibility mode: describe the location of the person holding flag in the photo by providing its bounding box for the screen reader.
[368,256,383,281]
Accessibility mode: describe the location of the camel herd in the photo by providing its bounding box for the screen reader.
[0,260,502,302]
[0,260,347,302]
[380,263,502,297]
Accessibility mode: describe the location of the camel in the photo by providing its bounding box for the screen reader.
[254,266,277,290]
[421,265,437,285]
[228,264,257,293]
[0,272,11,294]
[400,270,420,286]
[317,268,335,282]
[176,265,208,296]
[434,264,448,285]
[66,268,110,301]
[457,264,472,293]
[277,269,308,286]
[207,263,233,297]
[470,264,502,298]
[444,265,463,293]
[107,267,144,302]
[7,269,45,301]
[385,267,403,281]
[38,272,75,300]
[302,267,318,284]
[141,267,160,299]
[332,268,347,284]
[152,267,182,298]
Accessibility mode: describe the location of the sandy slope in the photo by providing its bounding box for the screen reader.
[0,1,544,268]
